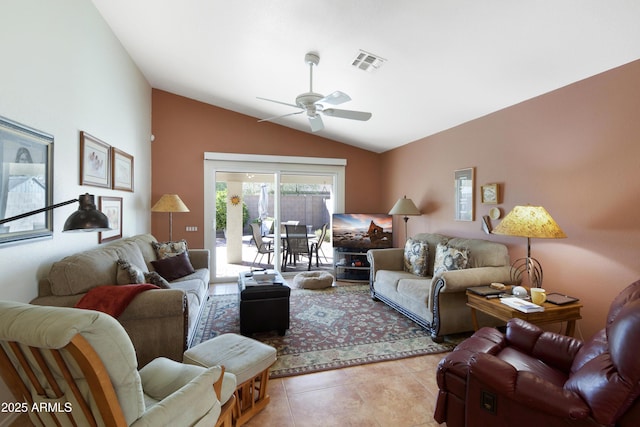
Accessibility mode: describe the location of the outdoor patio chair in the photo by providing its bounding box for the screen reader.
[282,224,316,271]
[311,223,329,264]
[279,220,299,234]
[250,222,274,265]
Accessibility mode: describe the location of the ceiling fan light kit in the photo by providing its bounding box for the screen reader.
[258,52,372,132]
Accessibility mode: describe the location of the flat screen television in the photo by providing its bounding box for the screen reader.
[332,213,393,249]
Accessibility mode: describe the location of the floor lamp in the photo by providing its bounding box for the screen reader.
[0,193,110,232]
[389,195,421,243]
[151,194,190,241]
[492,205,566,288]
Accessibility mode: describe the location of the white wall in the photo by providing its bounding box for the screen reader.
[0,1,151,421]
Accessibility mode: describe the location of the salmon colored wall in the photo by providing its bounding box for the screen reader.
[151,89,382,247]
[381,59,640,339]
[153,60,640,339]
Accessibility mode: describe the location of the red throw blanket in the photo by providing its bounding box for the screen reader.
[75,284,159,318]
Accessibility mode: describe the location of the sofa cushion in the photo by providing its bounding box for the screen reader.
[404,238,429,276]
[433,243,469,277]
[151,251,195,281]
[447,237,509,268]
[143,271,171,289]
[128,233,160,270]
[116,241,150,274]
[374,269,427,294]
[152,239,188,259]
[410,233,450,276]
[116,259,145,285]
[49,249,121,296]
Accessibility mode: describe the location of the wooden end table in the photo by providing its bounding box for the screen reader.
[466,290,582,336]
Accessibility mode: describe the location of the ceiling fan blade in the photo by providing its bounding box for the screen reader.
[308,114,324,132]
[257,96,299,109]
[258,110,303,123]
[316,91,351,105]
[322,108,372,121]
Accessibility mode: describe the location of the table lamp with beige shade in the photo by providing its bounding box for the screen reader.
[492,205,566,288]
[151,194,190,241]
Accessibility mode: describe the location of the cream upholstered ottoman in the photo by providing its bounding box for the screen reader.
[184,333,276,427]
[293,271,334,289]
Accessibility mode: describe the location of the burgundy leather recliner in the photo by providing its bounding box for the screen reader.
[434,279,640,427]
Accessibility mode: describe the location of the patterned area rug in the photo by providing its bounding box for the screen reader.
[191,285,458,378]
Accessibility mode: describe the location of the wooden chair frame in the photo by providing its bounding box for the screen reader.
[0,335,127,427]
[233,368,272,427]
[0,334,232,427]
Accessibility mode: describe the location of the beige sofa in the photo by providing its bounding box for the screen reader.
[30,233,209,367]
[367,233,515,342]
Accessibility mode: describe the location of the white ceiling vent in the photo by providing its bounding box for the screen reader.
[352,50,386,72]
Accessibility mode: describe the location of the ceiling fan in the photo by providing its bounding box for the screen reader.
[257,52,372,132]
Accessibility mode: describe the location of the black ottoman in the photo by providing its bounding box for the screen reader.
[239,284,291,336]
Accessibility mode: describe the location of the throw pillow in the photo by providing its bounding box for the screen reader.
[433,243,469,277]
[116,259,145,285]
[403,238,429,276]
[152,239,188,259]
[151,251,195,281]
[144,271,171,289]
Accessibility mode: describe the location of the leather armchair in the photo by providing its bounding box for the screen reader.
[435,279,640,427]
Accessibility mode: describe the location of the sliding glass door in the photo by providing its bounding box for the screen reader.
[204,153,345,282]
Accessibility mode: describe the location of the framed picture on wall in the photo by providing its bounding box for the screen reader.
[80,131,111,188]
[454,167,474,221]
[112,147,134,192]
[99,196,122,243]
[0,116,54,244]
[481,183,499,204]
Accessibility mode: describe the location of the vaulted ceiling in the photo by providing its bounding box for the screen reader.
[92,1,640,153]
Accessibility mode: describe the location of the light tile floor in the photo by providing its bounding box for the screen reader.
[210,282,449,427]
[244,353,448,427]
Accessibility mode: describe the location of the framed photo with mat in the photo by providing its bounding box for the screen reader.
[0,116,53,244]
[98,196,122,243]
[80,131,111,188]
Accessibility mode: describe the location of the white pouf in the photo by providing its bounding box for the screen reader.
[293,271,334,289]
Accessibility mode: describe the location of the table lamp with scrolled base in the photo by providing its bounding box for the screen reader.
[492,205,566,288]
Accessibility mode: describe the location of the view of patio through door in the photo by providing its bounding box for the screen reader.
[205,155,344,282]
[211,168,338,281]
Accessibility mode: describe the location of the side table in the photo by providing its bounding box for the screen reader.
[466,290,582,336]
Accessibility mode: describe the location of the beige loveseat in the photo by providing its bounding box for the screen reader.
[30,234,209,367]
[367,233,515,342]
